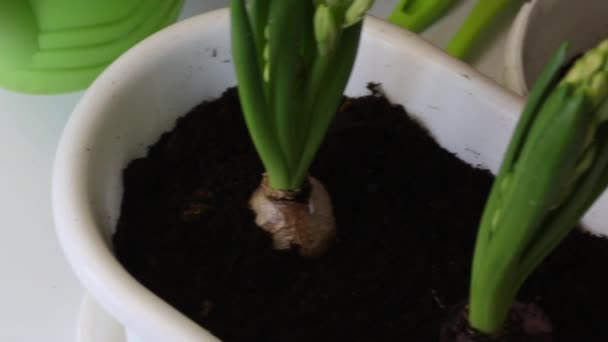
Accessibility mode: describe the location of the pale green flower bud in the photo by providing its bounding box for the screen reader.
[263,44,270,62]
[598,39,608,54]
[588,72,608,103]
[263,62,271,82]
[314,4,338,56]
[581,50,604,76]
[262,25,270,82]
[562,54,602,86]
[596,96,608,123]
[343,0,373,27]
[562,39,608,109]
[263,44,270,82]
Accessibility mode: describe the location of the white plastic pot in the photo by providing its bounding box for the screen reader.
[504,0,608,95]
[53,8,608,342]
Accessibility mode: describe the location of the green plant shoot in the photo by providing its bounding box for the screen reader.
[388,0,456,33]
[230,0,374,191]
[447,0,524,60]
[469,39,608,334]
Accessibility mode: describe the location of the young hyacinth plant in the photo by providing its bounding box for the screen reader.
[468,39,608,336]
[230,0,374,257]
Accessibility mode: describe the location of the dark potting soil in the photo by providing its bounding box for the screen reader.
[114,86,608,341]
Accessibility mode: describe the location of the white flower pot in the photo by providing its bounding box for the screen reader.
[53,8,608,342]
[504,0,608,95]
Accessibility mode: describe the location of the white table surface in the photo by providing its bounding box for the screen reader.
[0,1,514,341]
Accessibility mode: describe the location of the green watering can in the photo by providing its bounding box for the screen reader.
[0,0,183,94]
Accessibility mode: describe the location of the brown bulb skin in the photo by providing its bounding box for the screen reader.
[249,175,336,257]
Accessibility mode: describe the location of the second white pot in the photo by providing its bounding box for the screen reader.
[504,0,608,95]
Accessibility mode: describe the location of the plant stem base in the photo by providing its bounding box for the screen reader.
[440,302,553,342]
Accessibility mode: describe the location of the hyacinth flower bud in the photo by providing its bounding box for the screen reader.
[344,0,373,27]
[314,4,339,56]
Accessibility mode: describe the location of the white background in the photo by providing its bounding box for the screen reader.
[0,0,510,341]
